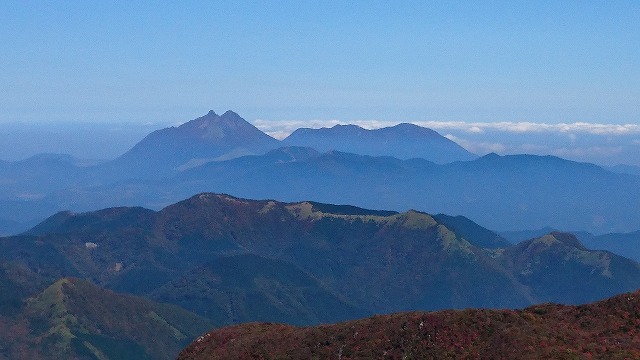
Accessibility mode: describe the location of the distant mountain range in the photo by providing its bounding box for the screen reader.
[0,110,483,235]
[6,146,638,236]
[2,193,640,359]
[3,110,640,358]
[179,288,640,359]
[1,109,640,238]
[108,147,639,233]
[606,163,640,176]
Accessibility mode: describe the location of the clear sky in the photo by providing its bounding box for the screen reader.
[1,1,638,124]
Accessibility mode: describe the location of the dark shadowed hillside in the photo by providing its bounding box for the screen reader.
[0,262,48,317]
[150,254,363,326]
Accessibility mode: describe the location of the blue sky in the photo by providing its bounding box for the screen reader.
[1,1,639,165]
[1,1,638,124]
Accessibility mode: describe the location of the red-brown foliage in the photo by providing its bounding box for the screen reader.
[179,289,640,359]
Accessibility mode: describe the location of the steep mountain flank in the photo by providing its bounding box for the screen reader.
[0,278,211,360]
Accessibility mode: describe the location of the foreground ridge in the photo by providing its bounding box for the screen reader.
[179,289,640,359]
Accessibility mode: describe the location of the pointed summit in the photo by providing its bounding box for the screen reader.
[177,110,272,141]
[166,108,279,144]
[221,109,241,118]
[106,110,280,178]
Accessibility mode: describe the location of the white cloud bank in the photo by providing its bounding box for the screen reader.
[443,134,507,154]
[253,119,640,139]
[418,121,640,135]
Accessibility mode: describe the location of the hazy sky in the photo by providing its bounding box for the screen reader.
[1,1,638,124]
[1,2,639,165]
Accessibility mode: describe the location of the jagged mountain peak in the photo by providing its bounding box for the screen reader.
[176,110,268,140]
[106,110,280,178]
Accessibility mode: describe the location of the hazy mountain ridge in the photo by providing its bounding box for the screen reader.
[174,150,640,233]
[607,163,640,176]
[0,110,479,235]
[283,122,477,163]
[0,153,87,199]
[178,289,640,359]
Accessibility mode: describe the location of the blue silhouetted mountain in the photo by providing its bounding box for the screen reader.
[0,153,86,197]
[283,123,477,164]
[582,230,640,263]
[0,153,93,235]
[101,110,280,179]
